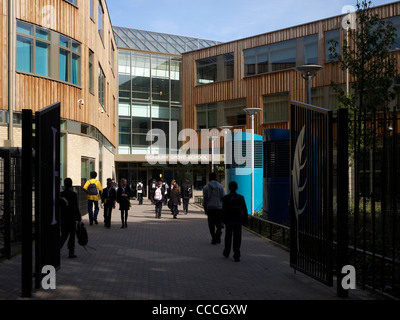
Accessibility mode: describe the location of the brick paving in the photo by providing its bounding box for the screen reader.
[0,199,381,300]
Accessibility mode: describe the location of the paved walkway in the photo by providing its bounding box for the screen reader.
[0,199,381,300]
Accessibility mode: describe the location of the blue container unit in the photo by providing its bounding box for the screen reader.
[263,129,290,226]
[225,132,263,215]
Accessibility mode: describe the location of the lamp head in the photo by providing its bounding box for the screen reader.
[295,64,323,78]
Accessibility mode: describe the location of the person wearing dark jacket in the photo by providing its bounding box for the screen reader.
[117,178,131,228]
[101,178,117,228]
[181,179,193,214]
[154,180,165,219]
[60,178,82,259]
[203,173,225,244]
[222,181,248,262]
[169,183,181,219]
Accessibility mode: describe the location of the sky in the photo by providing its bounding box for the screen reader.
[106,0,398,42]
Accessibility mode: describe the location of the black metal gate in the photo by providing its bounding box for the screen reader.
[290,101,333,286]
[0,148,22,260]
[349,107,400,298]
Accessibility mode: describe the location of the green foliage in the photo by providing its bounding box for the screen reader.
[328,0,399,166]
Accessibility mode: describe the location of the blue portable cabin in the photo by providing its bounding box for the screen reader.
[225,132,263,215]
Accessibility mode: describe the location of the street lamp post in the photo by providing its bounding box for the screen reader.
[220,126,233,192]
[295,65,323,104]
[243,108,262,216]
[7,0,15,147]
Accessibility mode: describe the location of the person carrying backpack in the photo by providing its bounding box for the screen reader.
[203,172,225,245]
[222,181,248,262]
[60,178,82,258]
[154,181,164,219]
[181,179,193,215]
[83,171,103,226]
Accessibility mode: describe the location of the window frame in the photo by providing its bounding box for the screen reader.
[196,52,235,85]
[16,21,51,77]
[98,63,106,109]
[98,1,104,43]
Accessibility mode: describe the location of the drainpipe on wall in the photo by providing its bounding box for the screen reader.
[7,0,15,147]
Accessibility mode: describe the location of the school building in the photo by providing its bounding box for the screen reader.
[1,0,400,192]
[1,0,117,187]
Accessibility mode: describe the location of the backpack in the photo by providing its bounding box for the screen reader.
[87,180,98,196]
[76,221,88,247]
[154,187,162,201]
[187,186,192,197]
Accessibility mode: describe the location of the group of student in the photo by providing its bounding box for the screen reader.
[60,170,248,263]
[145,179,193,219]
[59,172,132,259]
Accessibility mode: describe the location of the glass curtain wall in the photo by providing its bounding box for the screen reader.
[118,50,182,155]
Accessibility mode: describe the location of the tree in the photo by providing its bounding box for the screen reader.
[329,0,399,161]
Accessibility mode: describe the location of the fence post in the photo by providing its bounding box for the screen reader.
[337,108,349,298]
[21,110,33,298]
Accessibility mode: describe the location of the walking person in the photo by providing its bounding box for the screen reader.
[137,179,144,205]
[101,178,117,228]
[167,179,176,214]
[83,171,103,225]
[154,180,165,219]
[169,183,181,219]
[117,178,131,228]
[203,172,225,245]
[181,179,193,214]
[149,179,156,204]
[162,179,169,205]
[222,181,248,262]
[60,178,82,258]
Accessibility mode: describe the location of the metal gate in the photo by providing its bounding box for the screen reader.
[290,101,333,286]
[0,149,22,260]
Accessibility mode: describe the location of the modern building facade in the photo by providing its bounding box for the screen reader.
[113,27,222,191]
[112,2,400,196]
[182,2,400,138]
[0,0,117,187]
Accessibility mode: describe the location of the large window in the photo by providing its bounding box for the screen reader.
[16,20,81,85]
[197,103,217,130]
[81,157,95,186]
[89,50,94,94]
[59,35,81,85]
[90,0,94,20]
[196,98,246,129]
[244,36,317,76]
[16,21,50,77]
[263,92,289,124]
[98,1,104,42]
[196,53,234,85]
[311,86,344,111]
[325,29,341,62]
[386,16,400,51]
[98,64,105,108]
[270,40,296,72]
[304,34,319,65]
[117,51,183,155]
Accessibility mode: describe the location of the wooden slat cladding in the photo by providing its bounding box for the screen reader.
[0,0,117,146]
[182,2,400,138]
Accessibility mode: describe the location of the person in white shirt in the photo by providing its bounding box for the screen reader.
[137,179,144,205]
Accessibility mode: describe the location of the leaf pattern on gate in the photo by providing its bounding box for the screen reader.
[292,126,307,252]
